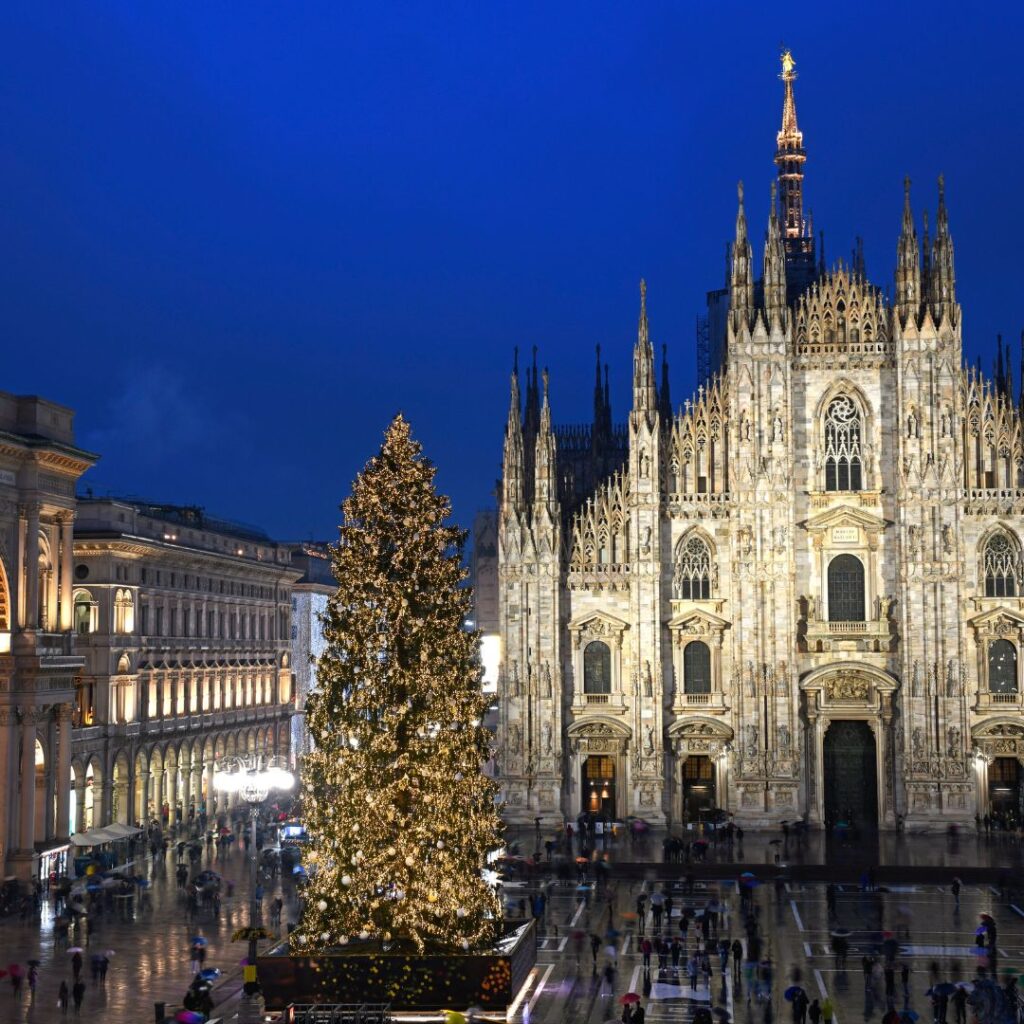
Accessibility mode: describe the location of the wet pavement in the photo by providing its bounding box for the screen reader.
[0,833,300,1024]
[0,826,1021,1023]
[508,869,1024,1024]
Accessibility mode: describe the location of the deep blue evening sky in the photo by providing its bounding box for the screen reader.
[2,3,1023,540]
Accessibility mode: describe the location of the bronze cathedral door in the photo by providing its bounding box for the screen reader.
[823,720,878,829]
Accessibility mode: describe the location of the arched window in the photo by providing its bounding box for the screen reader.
[583,641,611,694]
[674,536,712,600]
[824,396,863,491]
[984,533,1019,597]
[683,641,712,694]
[114,589,135,634]
[989,640,1018,694]
[73,589,97,635]
[828,554,865,622]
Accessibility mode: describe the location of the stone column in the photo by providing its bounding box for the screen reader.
[59,515,74,632]
[192,763,203,813]
[150,767,163,824]
[0,708,11,868]
[75,779,86,834]
[138,769,150,824]
[168,763,179,825]
[18,710,37,851]
[25,505,40,631]
[56,706,71,839]
[15,506,26,629]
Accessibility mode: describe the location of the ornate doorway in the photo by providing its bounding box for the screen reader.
[823,720,877,829]
[582,755,616,817]
[681,755,716,823]
[988,757,1022,821]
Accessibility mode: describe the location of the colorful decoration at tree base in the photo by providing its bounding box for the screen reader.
[257,922,535,1012]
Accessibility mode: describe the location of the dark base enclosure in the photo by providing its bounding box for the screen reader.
[257,921,536,1012]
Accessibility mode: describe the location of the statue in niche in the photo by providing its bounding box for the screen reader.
[942,525,955,555]
[542,720,553,755]
[745,661,757,698]
[777,661,789,697]
[778,724,791,751]
[644,724,655,756]
[745,724,758,756]
[946,725,961,758]
[639,448,650,479]
[907,410,918,438]
[908,525,921,554]
[879,596,894,621]
[911,726,923,758]
[644,660,654,698]
[508,723,521,754]
[946,659,959,697]
[510,661,520,697]
[772,412,784,442]
[911,660,922,698]
[940,408,951,436]
[641,525,652,555]
[805,595,816,621]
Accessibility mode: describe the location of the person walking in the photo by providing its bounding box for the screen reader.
[733,939,744,983]
[822,996,834,1024]
[794,989,809,1024]
[901,963,911,999]
[72,980,85,1014]
[688,955,699,991]
[808,999,821,1024]
[636,894,647,935]
[27,965,38,999]
[58,980,69,1015]
[951,986,967,1024]
[70,951,82,983]
[590,933,601,971]
[640,937,652,969]
[98,957,109,984]
[952,878,961,909]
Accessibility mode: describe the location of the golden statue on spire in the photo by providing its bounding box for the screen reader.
[780,49,796,78]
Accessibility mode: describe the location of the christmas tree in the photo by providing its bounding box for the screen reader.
[297,415,502,955]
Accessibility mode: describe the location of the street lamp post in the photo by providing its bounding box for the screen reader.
[213,754,294,1020]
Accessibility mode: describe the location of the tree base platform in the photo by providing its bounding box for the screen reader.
[257,921,536,1012]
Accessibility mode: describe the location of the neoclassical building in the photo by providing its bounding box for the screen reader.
[496,53,1024,829]
[0,393,96,880]
[69,498,299,834]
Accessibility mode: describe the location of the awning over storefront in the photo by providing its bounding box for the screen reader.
[70,827,124,846]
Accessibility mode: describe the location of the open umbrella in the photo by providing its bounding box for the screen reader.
[927,983,958,997]
[954,982,975,992]
[174,1012,206,1024]
[768,839,783,845]
[190,937,208,947]
[975,926,987,937]
[26,960,40,968]
[66,948,84,955]
[830,929,851,938]
[900,1012,920,1022]
[103,950,115,958]
[740,871,756,879]
[619,993,641,1005]
[199,968,220,981]
[785,986,805,1001]
[979,913,994,922]
[6,964,21,976]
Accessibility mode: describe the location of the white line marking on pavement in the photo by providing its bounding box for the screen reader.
[527,964,554,1016]
[621,934,631,956]
[569,899,585,928]
[506,967,537,1022]
[1011,904,1024,919]
[804,942,813,957]
[814,968,838,1024]
[626,962,643,995]
[791,899,805,932]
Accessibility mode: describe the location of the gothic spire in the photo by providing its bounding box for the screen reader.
[1007,340,1015,407]
[996,334,1006,396]
[633,279,657,417]
[603,363,612,435]
[659,344,673,424]
[895,176,921,324]
[592,344,605,439]
[763,180,787,326]
[775,49,807,243]
[930,174,957,322]
[533,367,558,512]
[730,181,754,331]
[502,350,524,512]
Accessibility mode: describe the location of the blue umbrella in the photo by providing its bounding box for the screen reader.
[900,1012,920,1022]
[784,986,805,1001]
[928,984,958,997]
[190,937,208,947]
[199,968,220,981]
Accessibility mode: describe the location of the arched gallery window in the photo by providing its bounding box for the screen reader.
[988,639,1018,694]
[583,641,611,694]
[984,532,1019,598]
[828,554,865,622]
[73,589,97,635]
[824,395,863,491]
[114,589,135,634]
[683,640,712,694]
[674,536,712,600]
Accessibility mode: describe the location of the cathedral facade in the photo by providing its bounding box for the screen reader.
[496,54,1024,830]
